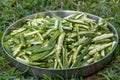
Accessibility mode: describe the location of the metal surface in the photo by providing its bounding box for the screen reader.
[1,10,119,79]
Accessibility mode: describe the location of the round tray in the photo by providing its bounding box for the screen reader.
[1,10,119,79]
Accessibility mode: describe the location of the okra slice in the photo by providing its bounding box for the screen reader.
[93,52,101,62]
[24,31,39,37]
[74,24,89,30]
[94,39,111,44]
[92,33,114,42]
[71,45,82,68]
[72,46,89,67]
[89,42,112,55]
[64,13,78,19]
[13,44,22,57]
[42,48,56,60]
[87,58,94,64]
[4,42,12,55]
[56,32,65,68]
[75,13,84,19]
[28,45,54,53]
[47,31,60,46]
[11,28,26,35]
[65,19,84,24]
[26,45,41,52]
[62,45,69,68]
[78,31,97,37]
[30,51,50,61]
[20,33,26,46]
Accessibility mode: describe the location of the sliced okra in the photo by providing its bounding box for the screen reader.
[20,33,26,46]
[4,43,12,55]
[13,44,22,57]
[92,33,114,42]
[89,42,112,55]
[30,50,50,61]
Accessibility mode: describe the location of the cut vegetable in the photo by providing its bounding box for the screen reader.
[4,13,115,69]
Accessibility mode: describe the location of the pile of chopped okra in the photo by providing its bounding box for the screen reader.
[4,13,116,69]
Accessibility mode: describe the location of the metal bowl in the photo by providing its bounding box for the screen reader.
[1,10,119,79]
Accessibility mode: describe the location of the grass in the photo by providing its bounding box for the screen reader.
[0,0,120,80]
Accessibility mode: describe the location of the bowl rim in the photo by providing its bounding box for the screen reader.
[1,10,119,71]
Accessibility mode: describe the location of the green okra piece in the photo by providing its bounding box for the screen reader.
[78,31,97,37]
[67,50,73,57]
[13,44,22,57]
[56,32,65,68]
[106,46,112,53]
[101,50,105,57]
[56,17,63,32]
[4,35,12,41]
[11,28,26,35]
[65,19,84,24]
[16,57,29,64]
[93,52,101,62]
[83,54,91,60]
[24,50,32,55]
[26,45,41,52]
[36,31,44,41]
[87,58,94,64]
[89,42,112,55]
[78,60,88,66]
[16,56,44,66]
[47,31,60,46]
[62,45,69,68]
[29,41,43,45]
[64,13,78,19]
[42,47,56,60]
[74,24,89,30]
[72,46,89,67]
[84,18,96,24]
[92,33,114,42]
[75,13,84,19]
[24,31,39,37]
[88,44,101,50]
[71,45,82,68]
[45,62,54,68]
[20,33,26,46]
[62,26,72,30]
[4,42,12,55]
[67,32,77,38]
[68,55,73,67]
[95,23,109,31]
[72,37,92,47]
[23,55,30,62]
[76,26,80,44]
[54,17,60,30]
[112,41,116,49]
[29,44,54,53]
[29,62,45,66]
[42,29,55,38]
[97,17,114,27]
[30,51,50,61]
[47,22,55,26]
[17,52,26,56]
[27,31,60,53]
[54,59,58,69]
[66,38,75,42]
[80,38,92,46]
[24,25,39,30]
[95,39,111,44]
